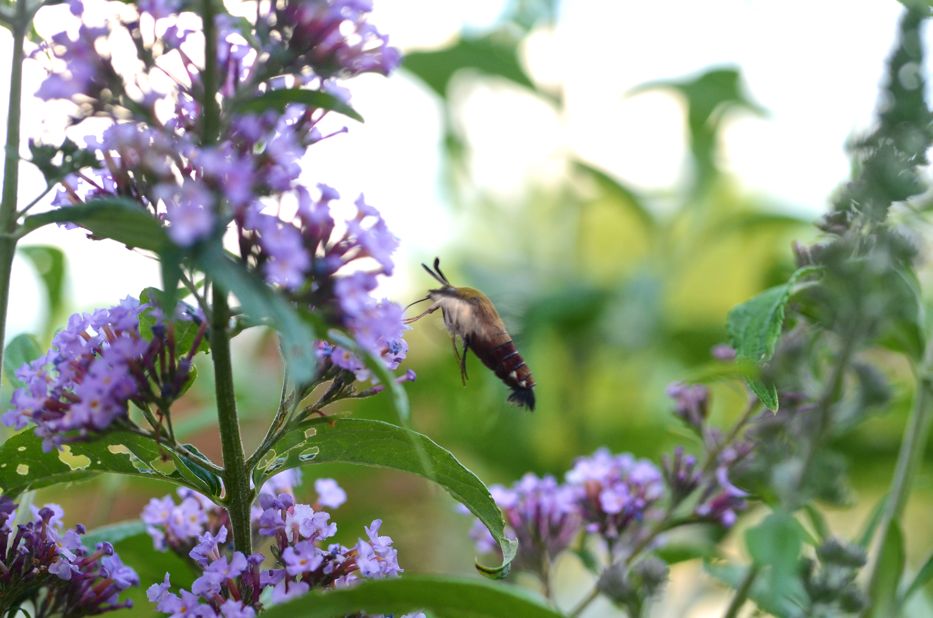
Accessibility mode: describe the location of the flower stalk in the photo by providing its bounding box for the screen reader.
[865,337,933,596]
[0,2,27,385]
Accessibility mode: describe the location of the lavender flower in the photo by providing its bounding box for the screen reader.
[35,1,410,381]
[144,473,402,614]
[566,449,665,542]
[0,497,138,617]
[3,297,204,450]
[467,473,581,575]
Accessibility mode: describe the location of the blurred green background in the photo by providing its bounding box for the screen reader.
[5,0,933,615]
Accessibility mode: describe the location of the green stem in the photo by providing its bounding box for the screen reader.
[201,0,219,145]
[200,0,252,553]
[211,286,253,553]
[0,11,26,385]
[723,565,759,618]
[865,340,933,602]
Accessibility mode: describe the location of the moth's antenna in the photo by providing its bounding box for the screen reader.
[421,260,448,286]
[432,257,451,285]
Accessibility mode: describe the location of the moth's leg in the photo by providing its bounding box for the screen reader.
[459,336,471,385]
[404,302,439,324]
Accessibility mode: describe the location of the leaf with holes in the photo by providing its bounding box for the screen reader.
[253,418,517,578]
[0,430,221,498]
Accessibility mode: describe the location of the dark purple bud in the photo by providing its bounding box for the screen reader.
[666,382,709,431]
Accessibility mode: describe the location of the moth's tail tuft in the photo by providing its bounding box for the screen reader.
[507,387,535,411]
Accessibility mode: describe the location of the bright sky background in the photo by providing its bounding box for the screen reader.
[1,0,927,337]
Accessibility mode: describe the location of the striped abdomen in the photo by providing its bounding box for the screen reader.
[471,339,536,410]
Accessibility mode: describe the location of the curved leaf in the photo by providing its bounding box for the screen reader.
[253,418,517,578]
[727,266,821,410]
[902,551,933,604]
[3,333,42,386]
[403,35,537,98]
[867,521,905,618]
[18,245,66,335]
[193,245,317,384]
[80,520,147,551]
[0,429,221,498]
[232,88,363,122]
[572,160,655,231]
[18,198,169,251]
[261,575,561,618]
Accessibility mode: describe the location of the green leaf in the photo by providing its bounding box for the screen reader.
[867,521,905,618]
[856,494,889,548]
[18,245,66,334]
[80,520,147,551]
[875,266,925,361]
[572,160,655,231]
[745,510,804,611]
[261,575,561,618]
[18,198,170,251]
[655,541,720,565]
[403,35,537,98]
[3,333,42,385]
[902,551,933,604]
[633,67,765,186]
[231,88,363,122]
[704,560,803,617]
[193,245,317,384]
[803,505,830,543]
[0,429,221,498]
[727,266,820,411]
[253,418,517,578]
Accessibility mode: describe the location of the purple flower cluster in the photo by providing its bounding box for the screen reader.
[3,297,204,450]
[0,497,138,617]
[466,474,581,574]
[565,449,665,541]
[465,444,747,577]
[36,0,409,380]
[142,471,406,614]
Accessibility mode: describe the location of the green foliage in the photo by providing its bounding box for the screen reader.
[727,267,819,410]
[403,35,537,98]
[261,575,562,618]
[231,89,363,122]
[634,67,765,188]
[80,520,148,551]
[866,522,906,618]
[254,417,517,578]
[18,197,170,251]
[902,551,933,605]
[745,510,805,611]
[0,429,221,498]
[18,245,66,336]
[28,137,98,186]
[2,333,40,386]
